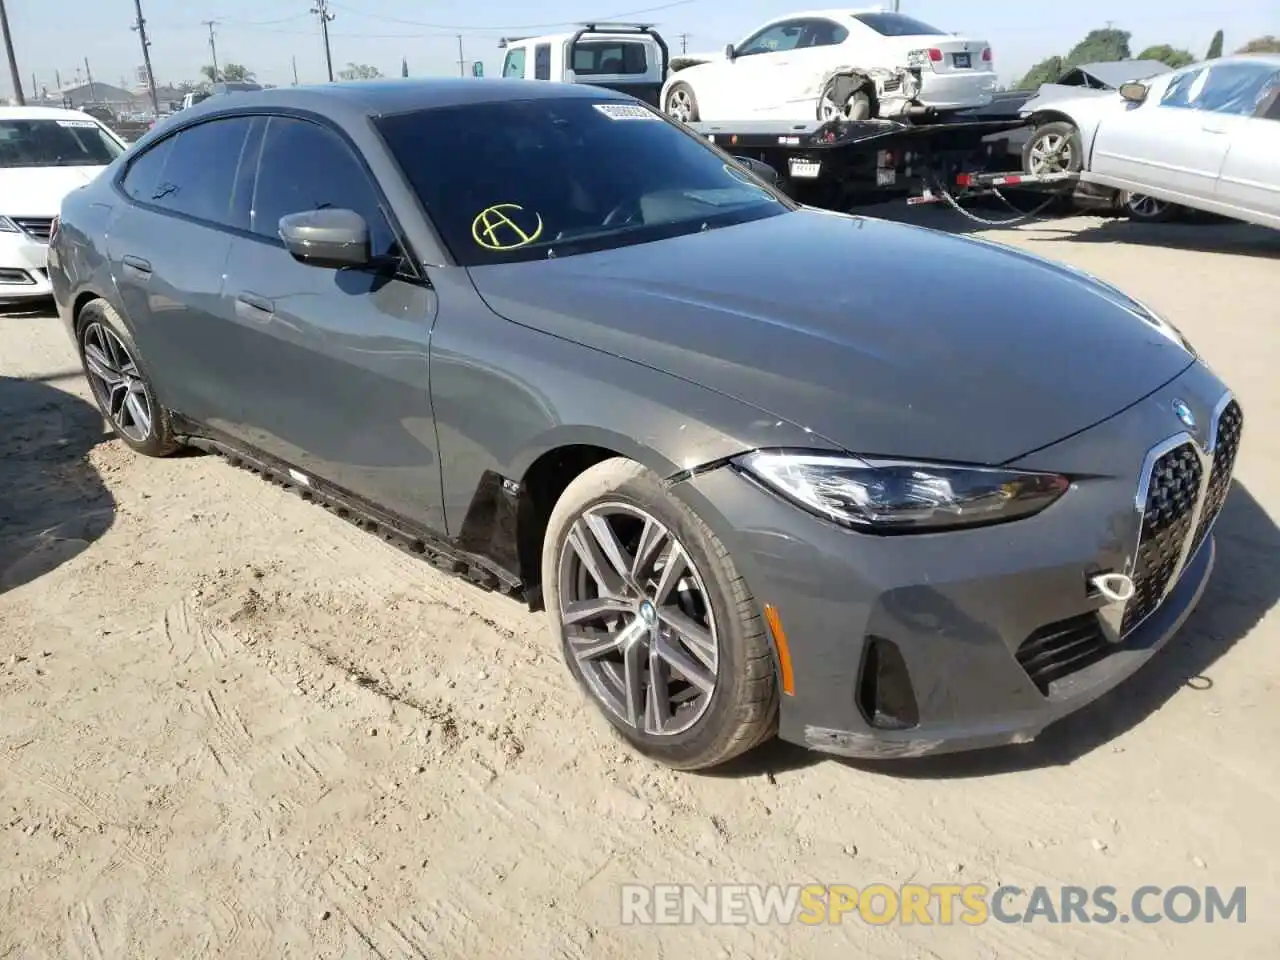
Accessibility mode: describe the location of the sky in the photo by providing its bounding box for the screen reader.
[4,0,1274,98]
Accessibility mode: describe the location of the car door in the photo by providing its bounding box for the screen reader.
[708,19,808,118]
[217,114,446,532]
[1090,65,1232,201]
[107,115,256,425]
[782,18,853,117]
[1207,64,1280,224]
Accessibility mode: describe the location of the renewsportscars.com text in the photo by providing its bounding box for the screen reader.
[620,883,1247,926]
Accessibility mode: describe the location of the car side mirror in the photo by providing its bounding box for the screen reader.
[279,208,371,269]
[732,155,781,185]
[724,43,736,60]
[1118,81,1148,104]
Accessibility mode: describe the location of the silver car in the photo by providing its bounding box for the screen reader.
[1051,54,1280,230]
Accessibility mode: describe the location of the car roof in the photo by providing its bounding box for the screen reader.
[173,77,631,125]
[0,105,101,122]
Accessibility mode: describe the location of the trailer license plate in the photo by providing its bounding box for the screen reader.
[952,52,971,69]
[877,168,896,186]
[789,158,821,179]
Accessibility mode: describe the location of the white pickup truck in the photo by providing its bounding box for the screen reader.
[498,23,670,108]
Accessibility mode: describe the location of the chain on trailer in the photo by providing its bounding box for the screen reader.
[918,168,1079,227]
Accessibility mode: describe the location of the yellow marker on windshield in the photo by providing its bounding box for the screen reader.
[471,203,544,250]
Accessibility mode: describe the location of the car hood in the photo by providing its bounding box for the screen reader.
[0,165,107,216]
[466,209,1194,465]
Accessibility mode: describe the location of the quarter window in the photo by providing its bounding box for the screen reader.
[250,116,399,258]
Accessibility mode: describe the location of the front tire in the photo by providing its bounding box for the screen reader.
[663,82,700,123]
[1022,120,1083,176]
[541,458,778,770]
[818,76,873,122]
[77,298,180,458]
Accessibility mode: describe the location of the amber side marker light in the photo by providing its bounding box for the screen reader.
[762,604,796,696]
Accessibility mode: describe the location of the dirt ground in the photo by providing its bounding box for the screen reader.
[2,209,1278,959]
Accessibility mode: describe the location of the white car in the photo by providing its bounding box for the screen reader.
[661,8,995,124]
[1033,54,1280,229]
[0,106,126,305]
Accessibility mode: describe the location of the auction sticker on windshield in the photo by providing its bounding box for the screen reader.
[57,120,99,128]
[472,203,544,250]
[593,103,661,121]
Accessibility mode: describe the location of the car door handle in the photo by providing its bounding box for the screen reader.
[121,255,151,278]
[235,292,275,322]
[1201,125,1228,134]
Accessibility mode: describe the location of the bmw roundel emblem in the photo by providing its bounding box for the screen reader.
[1172,399,1196,429]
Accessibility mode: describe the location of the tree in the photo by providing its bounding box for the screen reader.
[401,57,409,78]
[1015,55,1065,90]
[1065,28,1132,65]
[1136,44,1195,69]
[1206,30,1224,59]
[669,56,711,72]
[338,63,383,81]
[221,64,254,82]
[1236,35,1280,54]
[201,64,219,83]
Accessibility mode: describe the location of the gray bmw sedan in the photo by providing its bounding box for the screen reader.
[49,79,1243,770]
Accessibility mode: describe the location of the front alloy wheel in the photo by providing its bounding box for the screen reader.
[558,503,719,736]
[541,457,778,770]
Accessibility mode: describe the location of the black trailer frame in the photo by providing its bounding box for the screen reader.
[690,116,1055,212]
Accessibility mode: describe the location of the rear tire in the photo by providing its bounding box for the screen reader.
[818,76,873,121]
[663,82,700,123]
[541,458,778,770]
[1120,192,1178,223]
[76,298,181,458]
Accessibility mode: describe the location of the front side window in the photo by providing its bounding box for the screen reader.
[572,41,648,76]
[1192,62,1280,116]
[503,48,527,78]
[0,118,124,168]
[737,20,806,57]
[375,97,790,267]
[250,116,398,257]
[851,13,945,37]
[1160,67,1208,109]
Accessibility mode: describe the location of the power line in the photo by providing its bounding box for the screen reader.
[0,0,24,105]
[323,0,694,32]
[311,0,335,82]
[202,19,220,80]
[131,0,160,115]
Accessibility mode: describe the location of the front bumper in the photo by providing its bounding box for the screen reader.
[673,360,1238,759]
[0,232,52,302]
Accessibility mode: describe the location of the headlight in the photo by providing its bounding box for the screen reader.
[734,451,1070,533]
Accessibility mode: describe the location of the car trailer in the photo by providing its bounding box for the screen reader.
[695,116,1079,225]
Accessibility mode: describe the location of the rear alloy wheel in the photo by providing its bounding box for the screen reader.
[818,76,873,122]
[663,82,700,123]
[78,299,180,457]
[542,458,777,770]
[1121,192,1177,223]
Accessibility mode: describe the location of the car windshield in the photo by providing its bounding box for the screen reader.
[375,97,791,266]
[0,118,124,168]
[851,12,945,37]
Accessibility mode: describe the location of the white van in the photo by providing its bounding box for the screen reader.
[499,23,670,107]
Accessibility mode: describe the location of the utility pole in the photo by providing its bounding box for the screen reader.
[456,35,465,77]
[291,55,299,86]
[55,68,62,90]
[311,1,334,82]
[84,57,97,103]
[202,20,220,81]
[0,0,24,105]
[131,0,160,116]
[678,33,687,54]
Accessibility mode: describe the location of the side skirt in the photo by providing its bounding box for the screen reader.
[171,417,531,602]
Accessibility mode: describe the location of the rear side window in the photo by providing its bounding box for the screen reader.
[852,13,944,37]
[502,48,526,78]
[534,44,551,80]
[572,41,648,76]
[250,116,398,257]
[123,117,253,228]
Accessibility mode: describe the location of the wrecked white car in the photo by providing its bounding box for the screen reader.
[661,9,995,124]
